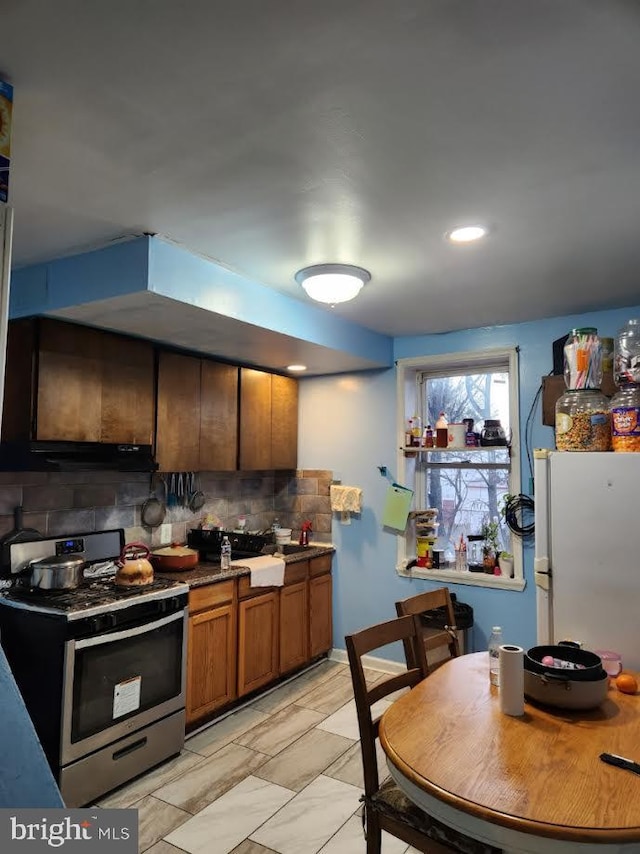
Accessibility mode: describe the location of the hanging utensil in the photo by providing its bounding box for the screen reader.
[188,472,206,513]
[141,473,167,529]
[167,473,177,508]
[177,472,185,507]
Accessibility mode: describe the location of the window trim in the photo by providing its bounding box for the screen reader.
[396,347,525,590]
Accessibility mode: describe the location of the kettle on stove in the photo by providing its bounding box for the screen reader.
[116,542,154,587]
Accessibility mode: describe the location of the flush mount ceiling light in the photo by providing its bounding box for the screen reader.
[286,364,307,372]
[295,263,371,304]
[446,225,489,244]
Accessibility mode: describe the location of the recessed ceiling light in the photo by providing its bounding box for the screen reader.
[295,263,371,304]
[446,225,489,244]
[286,364,307,372]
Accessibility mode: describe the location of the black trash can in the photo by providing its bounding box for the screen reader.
[420,593,474,655]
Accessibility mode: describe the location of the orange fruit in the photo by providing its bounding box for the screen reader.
[616,673,638,695]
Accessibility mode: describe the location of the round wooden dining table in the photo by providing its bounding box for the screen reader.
[379,652,640,854]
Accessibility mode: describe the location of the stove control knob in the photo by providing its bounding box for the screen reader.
[89,617,102,633]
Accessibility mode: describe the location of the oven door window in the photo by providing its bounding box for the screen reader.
[71,615,183,743]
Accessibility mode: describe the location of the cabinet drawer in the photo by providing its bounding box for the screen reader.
[189,580,235,613]
[310,554,332,577]
[238,575,273,599]
[284,561,308,586]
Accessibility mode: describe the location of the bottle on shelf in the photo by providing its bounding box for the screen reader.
[435,411,448,448]
[488,626,503,687]
[405,418,414,446]
[411,413,422,446]
[423,424,434,447]
[220,535,232,570]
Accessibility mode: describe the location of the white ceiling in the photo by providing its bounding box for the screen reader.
[4,0,640,338]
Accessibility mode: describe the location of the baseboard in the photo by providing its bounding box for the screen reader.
[329,648,407,675]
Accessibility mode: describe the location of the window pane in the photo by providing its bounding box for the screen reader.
[419,368,512,563]
[424,371,510,435]
[425,466,511,562]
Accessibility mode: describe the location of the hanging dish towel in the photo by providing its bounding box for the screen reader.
[231,555,285,587]
[330,485,363,513]
[330,485,363,525]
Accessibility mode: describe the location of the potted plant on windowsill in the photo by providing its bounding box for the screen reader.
[498,550,514,578]
[481,519,500,574]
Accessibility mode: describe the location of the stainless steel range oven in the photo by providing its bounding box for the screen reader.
[0,530,188,807]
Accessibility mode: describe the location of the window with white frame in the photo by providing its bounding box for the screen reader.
[396,348,525,590]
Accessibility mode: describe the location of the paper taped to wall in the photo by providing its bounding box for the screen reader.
[382,483,414,531]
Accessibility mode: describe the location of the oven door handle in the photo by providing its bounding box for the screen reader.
[74,609,186,649]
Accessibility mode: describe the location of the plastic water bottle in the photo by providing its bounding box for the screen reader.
[489,626,503,687]
[220,535,232,570]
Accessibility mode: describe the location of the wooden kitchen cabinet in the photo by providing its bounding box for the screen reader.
[186,581,237,725]
[156,351,201,472]
[309,569,333,658]
[237,591,279,696]
[239,368,298,470]
[199,360,238,470]
[280,579,309,674]
[156,352,239,472]
[271,373,298,470]
[2,318,155,444]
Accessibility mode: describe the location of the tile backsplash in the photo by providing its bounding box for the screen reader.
[0,469,333,548]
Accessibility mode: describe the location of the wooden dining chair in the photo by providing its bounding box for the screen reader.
[395,587,460,673]
[345,616,495,854]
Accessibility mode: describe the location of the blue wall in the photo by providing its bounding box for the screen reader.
[299,303,640,661]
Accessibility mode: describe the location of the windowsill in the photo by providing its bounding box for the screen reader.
[396,565,526,591]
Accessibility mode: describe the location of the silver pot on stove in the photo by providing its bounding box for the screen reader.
[28,554,85,590]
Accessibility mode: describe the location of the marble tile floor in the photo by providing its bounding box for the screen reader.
[98,658,421,854]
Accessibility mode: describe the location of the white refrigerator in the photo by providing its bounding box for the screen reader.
[0,204,13,430]
[534,449,640,671]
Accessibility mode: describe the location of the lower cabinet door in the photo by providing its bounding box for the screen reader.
[279,581,309,674]
[309,573,333,658]
[238,591,279,696]
[187,603,237,725]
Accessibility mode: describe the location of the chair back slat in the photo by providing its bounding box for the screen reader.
[367,668,421,706]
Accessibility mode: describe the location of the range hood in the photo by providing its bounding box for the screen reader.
[0,441,158,472]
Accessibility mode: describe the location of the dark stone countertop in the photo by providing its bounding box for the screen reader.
[156,543,335,589]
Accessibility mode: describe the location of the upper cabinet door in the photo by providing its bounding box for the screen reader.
[100,334,155,445]
[239,368,272,470]
[36,321,103,442]
[200,361,238,471]
[9,319,155,444]
[271,375,298,470]
[156,351,201,472]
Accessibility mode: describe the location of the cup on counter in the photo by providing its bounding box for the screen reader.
[275,528,292,546]
[595,650,622,677]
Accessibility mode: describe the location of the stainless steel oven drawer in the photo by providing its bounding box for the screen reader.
[59,708,185,807]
